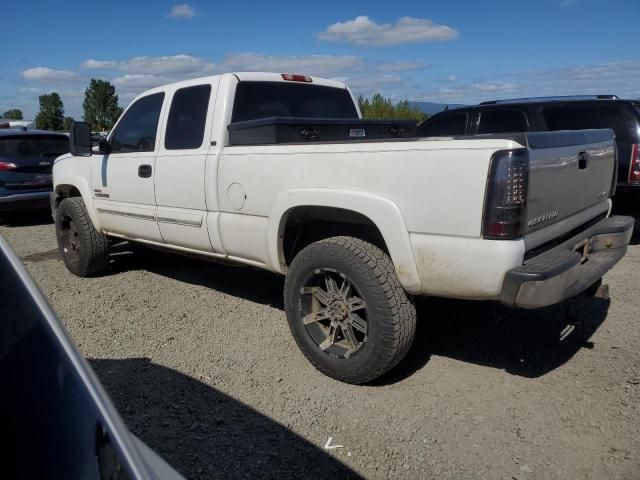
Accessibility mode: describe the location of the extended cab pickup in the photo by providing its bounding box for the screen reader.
[52,72,634,384]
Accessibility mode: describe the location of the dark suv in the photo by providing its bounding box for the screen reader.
[417,96,640,195]
[0,128,69,216]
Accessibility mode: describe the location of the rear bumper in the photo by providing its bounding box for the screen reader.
[500,215,634,309]
[0,191,51,212]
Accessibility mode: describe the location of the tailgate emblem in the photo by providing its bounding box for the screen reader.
[38,161,51,166]
[528,210,559,227]
[349,128,366,137]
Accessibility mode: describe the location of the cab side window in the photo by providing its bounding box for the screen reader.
[418,112,468,136]
[477,109,529,134]
[110,93,164,153]
[165,84,212,150]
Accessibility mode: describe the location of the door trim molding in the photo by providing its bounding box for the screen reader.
[157,216,202,227]
[96,208,155,221]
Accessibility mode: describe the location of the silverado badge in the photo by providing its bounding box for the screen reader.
[528,210,559,227]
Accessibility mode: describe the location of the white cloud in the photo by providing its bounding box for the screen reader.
[374,60,427,73]
[77,53,426,86]
[221,53,364,77]
[82,59,117,69]
[470,81,517,93]
[81,54,218,77]
[417,82,518,103]
[21,67,76,82]
[18,87,41,94]
[168,4,196,19]
[89,54,213,75]
[118,54,217,75]
[414,60,640,104]
[23,51,640,122]
[67,52,426,114]
[111,74,174,89]
[319,16,458,46]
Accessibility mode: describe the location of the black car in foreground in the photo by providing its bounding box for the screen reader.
[0,233,184,479]
[0,128,69,216]
[417,96,640,196]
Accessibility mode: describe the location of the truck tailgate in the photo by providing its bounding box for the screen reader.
[525,129,615,234]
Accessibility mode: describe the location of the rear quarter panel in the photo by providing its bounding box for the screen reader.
[215,138,522,294]
[217,138,519,237]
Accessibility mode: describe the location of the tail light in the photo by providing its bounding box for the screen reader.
[629,144,640,183]
[281,73,312,83]
[0,161,17,171]
[483,149,529,239]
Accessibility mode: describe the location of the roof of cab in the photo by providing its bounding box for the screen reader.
[133,72,349,99]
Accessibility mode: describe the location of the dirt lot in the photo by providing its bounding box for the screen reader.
[2,211,639,480]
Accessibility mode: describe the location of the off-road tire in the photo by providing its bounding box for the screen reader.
[55,197,109,277]
[284,236,416,384]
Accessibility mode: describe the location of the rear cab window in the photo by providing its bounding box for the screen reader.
[418,112,468,136]
[231,81,359,122]
[477,109,529,134]
[165,84,212,150]
[541,103,631,141]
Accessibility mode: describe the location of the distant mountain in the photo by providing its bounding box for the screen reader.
[409,101,466,115]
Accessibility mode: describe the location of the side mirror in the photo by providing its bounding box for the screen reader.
[98,138,111,154]
[69,121,92,157]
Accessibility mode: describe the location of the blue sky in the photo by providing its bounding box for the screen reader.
[2,0,639,119]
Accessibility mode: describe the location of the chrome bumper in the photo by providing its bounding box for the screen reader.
[500,215,634,308]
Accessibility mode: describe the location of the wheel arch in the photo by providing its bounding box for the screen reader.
[53,177,101,230]
[268,189,422,294]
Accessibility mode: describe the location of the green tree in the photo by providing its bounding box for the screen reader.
[2,109,23,120]
[358,94,427,122]
[35,93,64,130]
[83,79,123,131]
[63,116,75,132]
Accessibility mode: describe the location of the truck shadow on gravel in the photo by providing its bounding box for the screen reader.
[108,243,611,384]
[375,295,610,385]
[90,357,361,480]
[612,196,640,245]
[108,243,286,309]
[632,217,640,245]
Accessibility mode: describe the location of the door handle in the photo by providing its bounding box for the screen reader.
[578,152,589,170]
[138,164,152,178]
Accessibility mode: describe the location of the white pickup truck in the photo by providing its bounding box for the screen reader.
[52,72,634,384]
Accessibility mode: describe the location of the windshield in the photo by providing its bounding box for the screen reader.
[232,81,358,122]
[0,136,69,160]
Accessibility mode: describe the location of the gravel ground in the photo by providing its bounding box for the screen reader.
[2,211,639,480]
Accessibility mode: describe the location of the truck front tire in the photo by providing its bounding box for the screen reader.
[55,197,109,277]
[284,236,416,384]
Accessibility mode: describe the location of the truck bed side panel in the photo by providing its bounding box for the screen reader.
[216,139,513,239]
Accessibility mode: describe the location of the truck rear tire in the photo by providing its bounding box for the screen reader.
[55,197,109,277]
[284,236,416,384]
